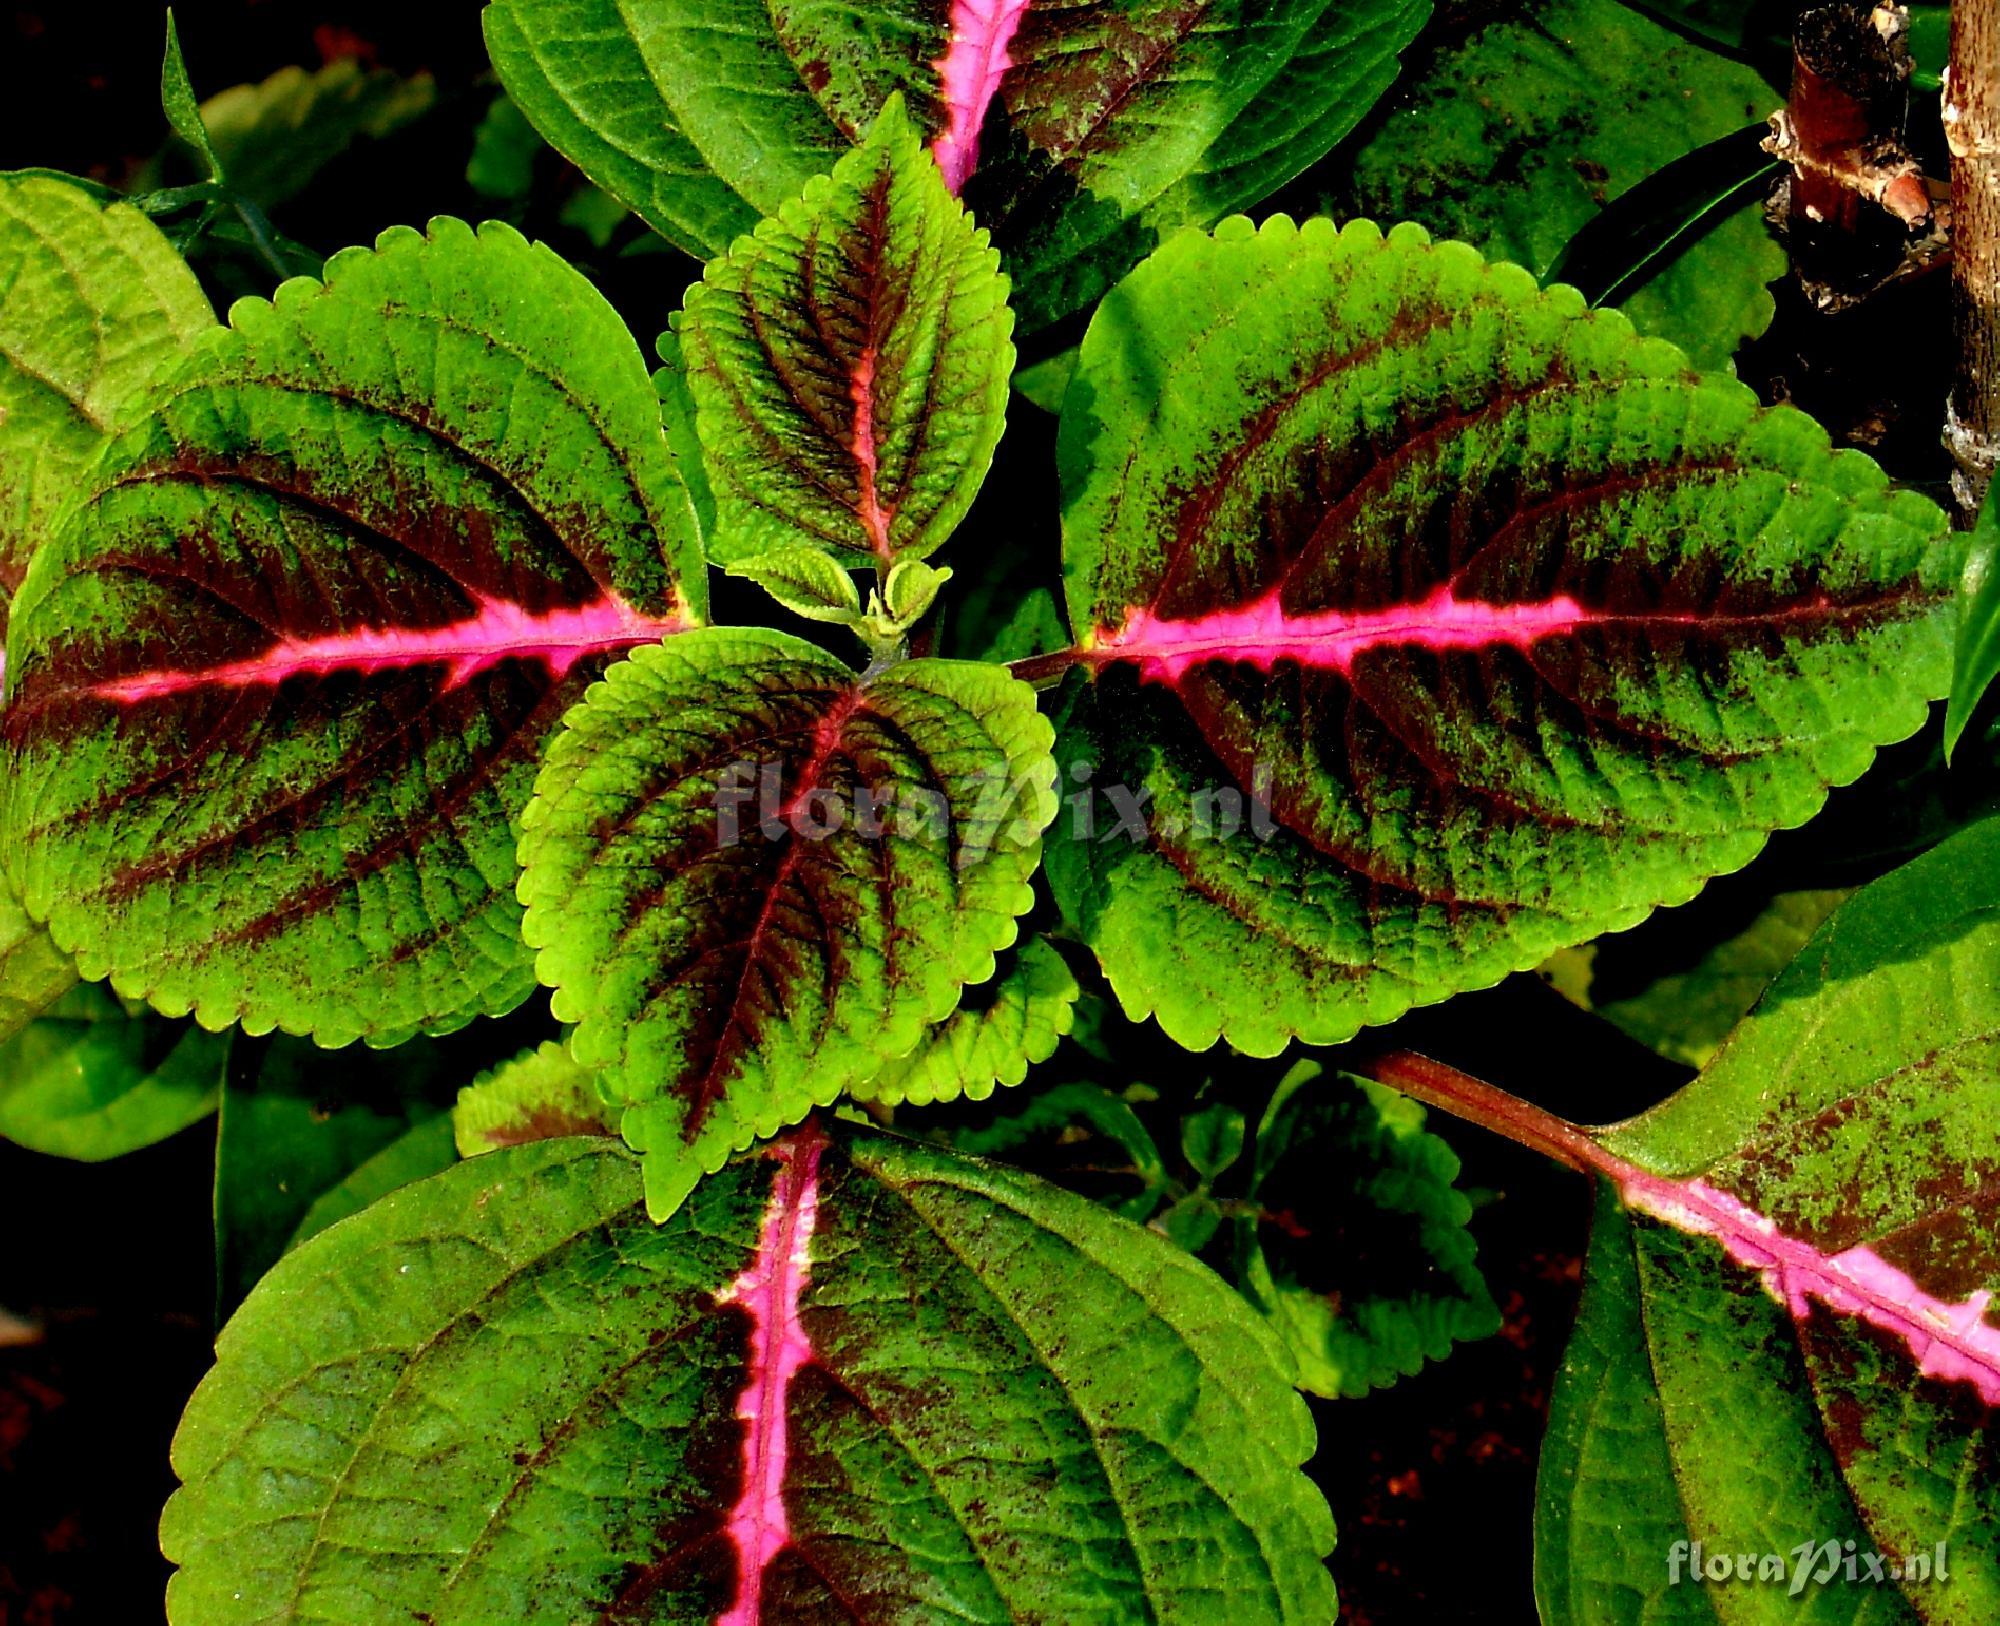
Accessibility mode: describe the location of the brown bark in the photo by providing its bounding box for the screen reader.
[1947,0,2000,515]
[1766,4,1938,308]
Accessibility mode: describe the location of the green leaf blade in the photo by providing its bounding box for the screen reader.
[164,1125,1338,1623]
[0,171,215,626]
[1050,214,1960,1056]
[1,219,706,1047]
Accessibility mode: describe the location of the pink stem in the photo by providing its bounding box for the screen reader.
[1363,1052,2000,1408]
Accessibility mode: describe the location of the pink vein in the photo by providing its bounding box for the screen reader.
[714,1123,826,1626]
[930,0,1030,192]
[1619,1169,2000,1408]
[849,346,893,563]
[1089,585,1596,683]
[85,591,686,703]
[1084,583,1874,684]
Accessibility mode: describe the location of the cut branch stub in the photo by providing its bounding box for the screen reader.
[1049,215,1960,1057]
[0,219,706,1047]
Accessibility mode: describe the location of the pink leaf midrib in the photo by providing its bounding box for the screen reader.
[84,590,685,703]
[714,1124,826,1626]
[1087,582,1895,684]
[930,0,1032,193]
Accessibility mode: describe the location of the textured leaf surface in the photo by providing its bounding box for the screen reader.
[678,103,1012,569]
[519,629,1056,1216]
[483,0,1427,328]
[1237,1066,1498,1399]
[164,1125,1338,1623]
[454,1038,614,1155]
[0,171,215,623]
[0,218,705,1047]
[1536,819,2000,1619]
[1048,216,1958,1055]
[1946,478,2000,759]
[0,980,227,1161]
[849,935,1079,1106]
[1336,0,1783,369]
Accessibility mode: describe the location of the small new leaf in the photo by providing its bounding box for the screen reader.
[160,12,223,183]
[677,97,1013,568]
[518,629,1056,1217]
[726,546,865,625]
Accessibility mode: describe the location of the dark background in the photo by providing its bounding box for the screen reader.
[0,4,1936,1623]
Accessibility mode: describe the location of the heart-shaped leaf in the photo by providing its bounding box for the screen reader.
[518,628,1056,1216]
[481,0,1429,329]
[849,934,1080,1107]
[0,170,215,626]
[1048,216,1960,1056]
[163,1124,1339,1623]
[677,101,1013,569]
[0,218,705,1048]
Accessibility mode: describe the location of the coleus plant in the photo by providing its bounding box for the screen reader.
[1,2,1996,1621]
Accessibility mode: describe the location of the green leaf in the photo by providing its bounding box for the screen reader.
[849,935,1080,1107]
[160,11,224,184]
[942,1079,1171,1223]
[1181,1101,1246,1183]
[1534,1182,1717,1626]
[453,1038,614,1155]
[881,557,952,629]
[483,0,1429,330]
[190,59,437,211]
[677,100,1013,569]
[0,170,215,625]
[480,0,761,258]
[1048,215,1959,1056]
[164,1125,1339,1623]
[213,1037,442,1310]
[1337,0,1784,369]
[284,1114,459,1250]
[1577,888,1850,1068]
[1237,1066,1499,1398]
[725,546,865,625]
[1534,817,2000,1615]
[0,218,706,1048]
[0,982,227,1162]
[1945,478,2000,761]
[518,629,1057,1217]
[466,92,543,203]
[0,891,78,1044]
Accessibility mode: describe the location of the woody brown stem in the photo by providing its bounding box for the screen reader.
[1947,0,2000,514]
[1768,3,1931,305]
